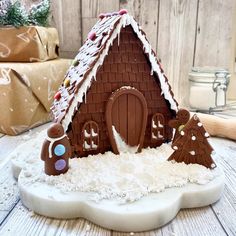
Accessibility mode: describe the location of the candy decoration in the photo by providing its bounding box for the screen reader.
[72,59,79,67]
[105,13,112,17]
[178,124,185,132]
[54,144,66,156]
[41,123,72,176]
[64,79,70,88]
[55,159,67,171]
[98,13,106,19]
[54,91,61,100]
[119,9,128,15]
[88,31,96,41]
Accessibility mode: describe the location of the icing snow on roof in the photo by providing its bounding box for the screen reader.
[51,11,178,132]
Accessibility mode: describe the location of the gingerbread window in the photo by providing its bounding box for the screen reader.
[82,121,99,151]
[151,113,165,141]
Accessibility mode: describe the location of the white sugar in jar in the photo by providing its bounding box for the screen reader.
[189,67,230,111]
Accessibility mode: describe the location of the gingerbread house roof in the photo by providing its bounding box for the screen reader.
[52,11,178,131]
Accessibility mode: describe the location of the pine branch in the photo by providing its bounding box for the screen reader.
[28,0,50,27]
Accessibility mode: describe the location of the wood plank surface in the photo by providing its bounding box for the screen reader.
[81,0,119,42]
[209,138,236,236]
[120,0,159,50]
[157,0,198,107]
[51,0,82,57]
[194,0,236,68]
[161,207,227,236]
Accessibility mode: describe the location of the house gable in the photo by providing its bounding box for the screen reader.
[67,26,175,156]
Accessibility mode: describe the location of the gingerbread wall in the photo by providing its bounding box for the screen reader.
[67,26,175,157]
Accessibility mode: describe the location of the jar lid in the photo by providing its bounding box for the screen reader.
[189,67,231,83]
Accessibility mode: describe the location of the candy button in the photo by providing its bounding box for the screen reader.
[55,159,66,171]
[64,78,70,88]
[54,91,61,100]
[54,144,66,156]
[88,31,96,41]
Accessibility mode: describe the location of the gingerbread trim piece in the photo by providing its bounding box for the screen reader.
[106,87,148,154]
[168,114,216,169]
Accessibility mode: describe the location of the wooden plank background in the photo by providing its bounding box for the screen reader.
[24,0,236,105]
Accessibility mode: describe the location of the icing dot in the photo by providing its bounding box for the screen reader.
[197,122,203,127]
[205,132,210,137]
[173,146,178,150]
[189,151,195,155]
[55,159,66,171]
[180,131,185,136]
[191,136,196,140]
[54,144,66,156]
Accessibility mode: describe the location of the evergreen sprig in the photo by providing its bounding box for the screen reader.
[28,0,50,27]
[3,1,29,27]
[0,0,50,28]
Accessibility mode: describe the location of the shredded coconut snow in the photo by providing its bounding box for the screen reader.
[11,130,221,203]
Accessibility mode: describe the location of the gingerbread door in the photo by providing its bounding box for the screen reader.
[106,87,148,154]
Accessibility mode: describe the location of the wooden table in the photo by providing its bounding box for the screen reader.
[0,123,235,236]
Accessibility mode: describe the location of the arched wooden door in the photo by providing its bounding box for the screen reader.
[106,87,148,154]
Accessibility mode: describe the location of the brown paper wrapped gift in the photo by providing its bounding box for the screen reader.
[0,59,72,135]
[0,26,59,62]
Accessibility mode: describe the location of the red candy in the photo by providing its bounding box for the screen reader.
[88,31,96,41]
[119,9,128,15]
[98,13,106,19]
[54,91,61,100]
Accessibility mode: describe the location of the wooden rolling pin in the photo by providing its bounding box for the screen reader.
[190,112,236,141]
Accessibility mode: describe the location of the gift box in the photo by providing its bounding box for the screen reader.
[0,59,72,135]
[0,26,59,62]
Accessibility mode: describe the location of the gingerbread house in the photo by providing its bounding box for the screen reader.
[52,10,178,157]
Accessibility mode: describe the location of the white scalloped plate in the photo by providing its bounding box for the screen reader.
[18,169,224,232]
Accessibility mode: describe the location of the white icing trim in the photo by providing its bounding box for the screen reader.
[91,129,98,137]
[84,130,90,138]
[61,14,178,131]
[157,131,163,139]
[46,134,67,158]
[157,121,164,128]
[84,140,90,150]
[152,120,157,129]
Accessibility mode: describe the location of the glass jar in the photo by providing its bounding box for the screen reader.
[189,67,230,111]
